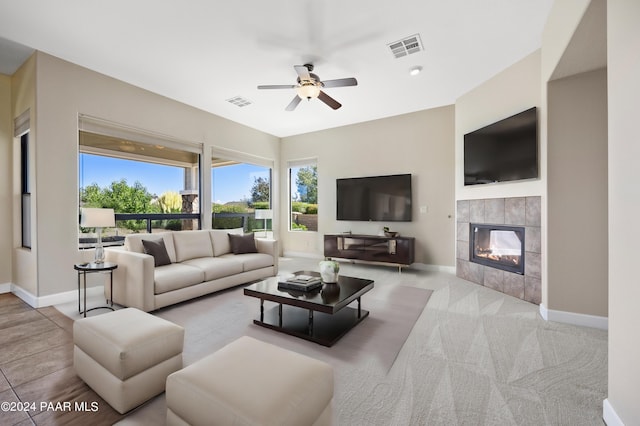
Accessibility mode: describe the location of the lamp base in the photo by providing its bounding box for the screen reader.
[94,227,105,263]
[94,245,105,264]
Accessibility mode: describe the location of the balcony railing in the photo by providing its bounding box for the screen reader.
[113,213,201,233]
[80,212,271,248]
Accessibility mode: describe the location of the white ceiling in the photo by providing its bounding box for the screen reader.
[0,0,554,138]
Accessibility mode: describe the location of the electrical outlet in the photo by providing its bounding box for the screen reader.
[420,205,428,214]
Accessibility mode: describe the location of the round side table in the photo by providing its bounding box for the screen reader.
[74,262,118,317]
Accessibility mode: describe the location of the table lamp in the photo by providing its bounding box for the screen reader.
[80,207,115,263]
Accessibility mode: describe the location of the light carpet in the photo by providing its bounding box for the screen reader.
[57,257,608,425]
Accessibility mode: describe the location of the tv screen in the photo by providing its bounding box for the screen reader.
[336,174,412,222]
[464,107,538,185]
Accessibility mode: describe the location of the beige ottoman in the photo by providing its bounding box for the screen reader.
[73,307,184,414]
[166,336,334,426]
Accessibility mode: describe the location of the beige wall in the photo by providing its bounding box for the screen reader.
[547,68,607,316]
[454,51,545,303]
[0,74,12,286]
[11,54,37,296]
[21,52,279,298]
[607,0,640,423]
[280,106,455,267]
[541,0,607,319]
[456,1,609,319]
[455,50,544,202]
[541,0,592,82]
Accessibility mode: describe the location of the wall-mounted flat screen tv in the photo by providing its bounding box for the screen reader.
[336,173,412,222]
[464,107,538,186]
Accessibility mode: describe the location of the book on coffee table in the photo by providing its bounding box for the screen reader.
[278,274,323,291]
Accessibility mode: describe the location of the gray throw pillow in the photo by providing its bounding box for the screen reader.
[228,233,258,254]
[142,239,172,267]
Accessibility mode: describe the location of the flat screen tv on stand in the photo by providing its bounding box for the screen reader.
[336,173,412,222]
[464,107,538,186]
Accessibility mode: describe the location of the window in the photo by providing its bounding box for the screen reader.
[211,158,272,232]
[288,160,318,232]
[20,133,30,248]
[78,124,201,242]
[14,109,30,249]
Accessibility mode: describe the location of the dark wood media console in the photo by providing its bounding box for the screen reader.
[324,234,415,271]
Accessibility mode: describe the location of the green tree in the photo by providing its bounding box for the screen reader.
[250,176,270,203]
[296,166,317,204]
[81,179,158,231]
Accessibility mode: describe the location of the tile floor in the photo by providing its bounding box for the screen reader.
[0,293,124,426]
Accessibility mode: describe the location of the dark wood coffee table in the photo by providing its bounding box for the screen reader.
[244,271,374,347]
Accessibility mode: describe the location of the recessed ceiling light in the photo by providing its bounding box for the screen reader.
[410,66,422,76]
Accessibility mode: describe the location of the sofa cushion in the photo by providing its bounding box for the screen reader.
[142,239,172,267]
[126,232,177,263]
[210,228,244,257]
[219,253,274,272]
[228,233,258,254]
[173,230,214,262]
[181,257,244,281]
[155,264,205,295]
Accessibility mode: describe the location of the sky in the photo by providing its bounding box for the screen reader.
[79,154,269,204]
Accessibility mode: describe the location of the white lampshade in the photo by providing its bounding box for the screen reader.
[254,209,273,220]
[295,84,320,100]
[80,208,115,228]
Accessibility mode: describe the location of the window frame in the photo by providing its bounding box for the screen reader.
[211,146,274,233]
[287,158,318,233]
[77,116,204,240]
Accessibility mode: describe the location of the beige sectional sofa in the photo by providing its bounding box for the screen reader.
[105,228,278,312]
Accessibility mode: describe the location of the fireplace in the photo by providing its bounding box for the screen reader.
[469,224,525,275]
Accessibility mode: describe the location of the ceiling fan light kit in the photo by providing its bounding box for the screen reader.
[295,83,321,100]
[258,63,357,111]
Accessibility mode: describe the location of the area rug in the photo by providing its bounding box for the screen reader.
[163,283,431,370]
[117,282,432,424]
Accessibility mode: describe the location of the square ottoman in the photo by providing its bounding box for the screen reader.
[73,307,184,414]
[166,336,334,426]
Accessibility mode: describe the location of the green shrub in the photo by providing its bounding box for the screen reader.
[212,217,245,229]
[165,219,182,231]
[212,203,249,213]
[291,202,306,213]
[252,201,270,210]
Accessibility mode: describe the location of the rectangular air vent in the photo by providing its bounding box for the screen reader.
[388,34,423,59]
[227,96,252,107]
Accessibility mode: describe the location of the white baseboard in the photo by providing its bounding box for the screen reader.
[539,303,608,330]
[5,283,104,308]
[603,399,625,426]
[0,282,11,293]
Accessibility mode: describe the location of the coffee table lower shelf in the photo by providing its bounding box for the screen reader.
[254,304,369,347]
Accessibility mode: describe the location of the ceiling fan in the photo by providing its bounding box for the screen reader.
[257,64,357,111]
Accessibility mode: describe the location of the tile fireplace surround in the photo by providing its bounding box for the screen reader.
[456,197,542,305]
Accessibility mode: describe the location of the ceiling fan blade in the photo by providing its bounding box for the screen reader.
[257,84,296,90]
[294,65,311,81]
[321,77,358,88]
[318,91,342,110]
[285,95,302,111]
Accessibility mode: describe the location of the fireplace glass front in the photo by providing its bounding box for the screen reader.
[469,224,525,274]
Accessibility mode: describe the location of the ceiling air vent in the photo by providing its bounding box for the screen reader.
[226,96,252,107]
[388,34,423,59]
